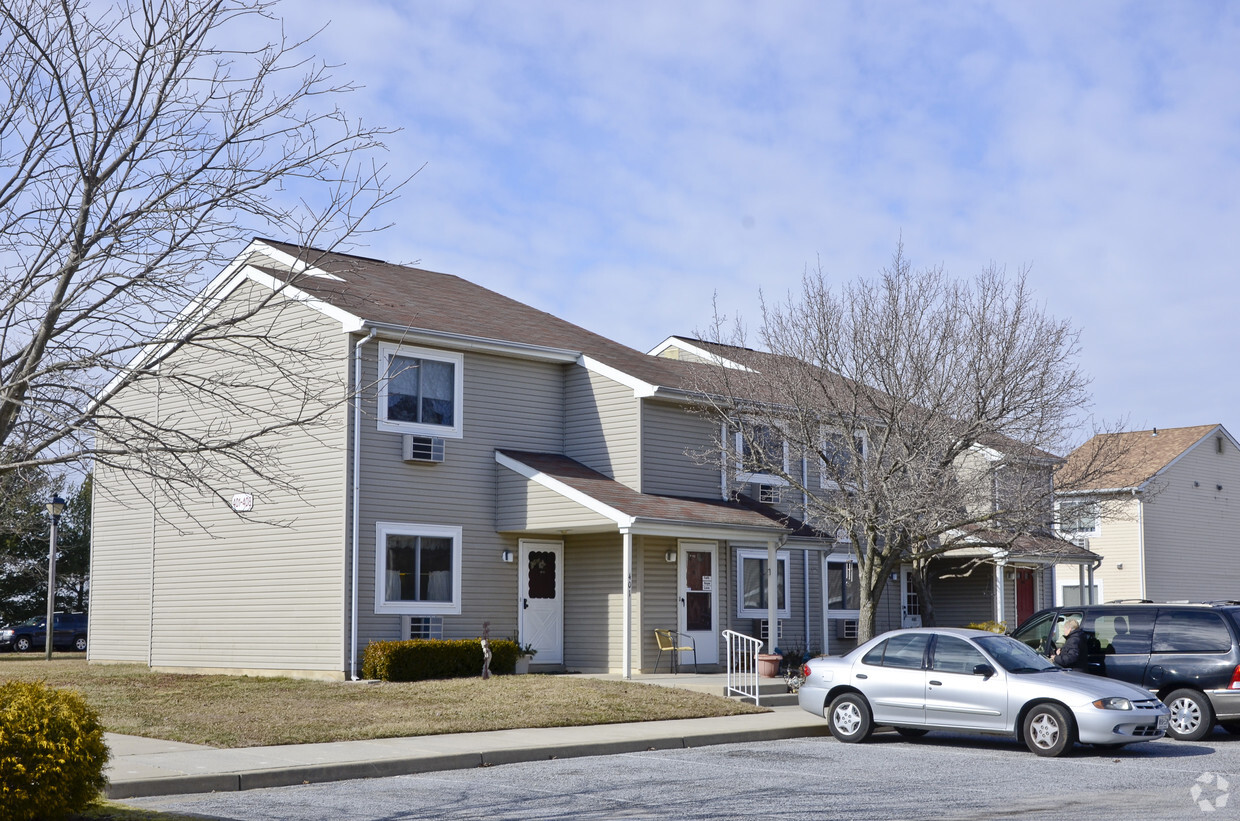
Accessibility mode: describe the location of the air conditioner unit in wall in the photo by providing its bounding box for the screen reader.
[402,435,445,463]
[836,619,858,639]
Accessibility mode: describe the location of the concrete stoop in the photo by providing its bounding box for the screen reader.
[726,680,800,707]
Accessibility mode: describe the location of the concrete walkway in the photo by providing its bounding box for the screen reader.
[106,705,831,799]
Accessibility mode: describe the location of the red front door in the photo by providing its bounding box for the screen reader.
[1015,569,1035,626]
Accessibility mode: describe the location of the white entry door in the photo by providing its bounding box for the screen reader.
[900,566,922,628]
[520,540,563,663]
[678,541,718,665]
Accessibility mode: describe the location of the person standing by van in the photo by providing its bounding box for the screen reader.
[1051,619,1086,670]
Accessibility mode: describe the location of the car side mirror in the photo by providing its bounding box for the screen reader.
[973,663,995,680]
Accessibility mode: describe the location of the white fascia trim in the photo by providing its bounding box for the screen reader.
[254,241,343,280]
[90,244,362,411]
[626,522,786,541]
[646,336,755,371]
[967,442,1004,462]
[1145,424,1231,489]
[579,355,659,397]
[365,321,579,363]
[495,451,636,528]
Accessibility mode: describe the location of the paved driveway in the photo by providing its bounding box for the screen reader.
[126,728,1240,820]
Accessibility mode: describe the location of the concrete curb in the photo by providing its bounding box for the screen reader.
[105,721,832,799]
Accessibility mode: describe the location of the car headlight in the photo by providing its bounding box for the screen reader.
[0,629,12,638]
[1092,697,1133,710]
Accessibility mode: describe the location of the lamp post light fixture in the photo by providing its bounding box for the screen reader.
[44,495,66,661]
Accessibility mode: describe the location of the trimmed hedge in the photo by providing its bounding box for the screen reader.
[0,680,110,821]
[362,638,520,681]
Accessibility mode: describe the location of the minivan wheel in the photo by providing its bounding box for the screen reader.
[1165,688,1214,741]
[73,635,87,652]
[14,636,32,652]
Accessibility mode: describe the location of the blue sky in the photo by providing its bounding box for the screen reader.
[288,1,1240,439]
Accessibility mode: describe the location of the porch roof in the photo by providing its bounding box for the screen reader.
[495,450,796,541]
[941,527,1101,565]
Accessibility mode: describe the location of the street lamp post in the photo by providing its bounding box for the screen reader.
[44,495,66,661]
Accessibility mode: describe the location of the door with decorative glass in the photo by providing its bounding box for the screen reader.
[519,541,563,663]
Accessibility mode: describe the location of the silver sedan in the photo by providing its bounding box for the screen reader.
[798,627,1170,756]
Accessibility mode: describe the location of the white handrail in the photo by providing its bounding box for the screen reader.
[723,629,763,705]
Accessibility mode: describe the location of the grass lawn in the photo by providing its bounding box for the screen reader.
[0,653,764,748]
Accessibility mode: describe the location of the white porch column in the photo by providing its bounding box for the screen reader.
[1087,563,1096,605]
[767,539,779,653]
[622,529,633,679]
[994,559,1006,624]
[1078,563,1087,606]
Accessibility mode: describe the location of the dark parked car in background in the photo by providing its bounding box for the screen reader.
[1012,602,1240,740]
[0,612,88,653]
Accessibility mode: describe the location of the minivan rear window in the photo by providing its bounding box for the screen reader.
[1152,610,1233,653]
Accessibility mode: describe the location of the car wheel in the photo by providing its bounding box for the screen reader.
[827,692,874,743]
[1165,689,1214,741]
[1023,703,1075,757]
[14,636,32,652]
[894,727,929,738]
[73,635,87,652]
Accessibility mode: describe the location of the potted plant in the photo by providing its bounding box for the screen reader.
[514,641,537,674]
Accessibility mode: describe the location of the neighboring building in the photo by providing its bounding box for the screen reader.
[88,241,1093,679]
[1054,424,1240,605]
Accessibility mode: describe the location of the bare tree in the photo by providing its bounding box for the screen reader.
[690,244,1122,640]
[0,0,400,510]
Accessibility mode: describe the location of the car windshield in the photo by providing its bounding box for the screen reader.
[975,635,1057,673]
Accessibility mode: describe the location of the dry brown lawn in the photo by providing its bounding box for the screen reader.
[0,653,763,748]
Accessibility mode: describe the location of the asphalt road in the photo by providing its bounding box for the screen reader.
[125,727,1240,820]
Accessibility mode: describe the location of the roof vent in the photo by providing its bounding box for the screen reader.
[402,435,445,464]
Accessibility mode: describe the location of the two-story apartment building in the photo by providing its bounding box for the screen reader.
[88,241,1092,679]
[1055,424,1240,605]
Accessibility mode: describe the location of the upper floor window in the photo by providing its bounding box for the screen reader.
[1057,499,1099,537]
[820,428,866,489]
[733,422,788,485]
[377,343,464,437]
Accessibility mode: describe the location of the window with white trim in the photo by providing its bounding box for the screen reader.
[820,428,866,489]
[733,422,788,485]
[736,548,791,618]
[825,554,860,617]
[375,522,463,615]
[1056,499,1100,537]
[377,343,464,437]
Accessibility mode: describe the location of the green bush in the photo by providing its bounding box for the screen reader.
[362,638,519,681]
[0,680,110,821]
[965,620,1007,634]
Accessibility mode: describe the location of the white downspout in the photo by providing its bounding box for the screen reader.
[350,328,377,680]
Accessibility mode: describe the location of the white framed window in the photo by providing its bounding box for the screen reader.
[733,422,788,486]
[377,343,464,437]
[824,554,861,617]
[1056,499,1100,538]
[375,522,463,615]
[820,428,866,490]
[736,547,791,618]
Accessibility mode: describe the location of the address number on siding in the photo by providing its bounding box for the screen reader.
[231,493,254,512]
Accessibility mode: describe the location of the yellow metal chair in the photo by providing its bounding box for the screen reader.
[653,629,697,674]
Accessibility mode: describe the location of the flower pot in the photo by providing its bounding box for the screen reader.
[515,654,533,675]
[757,653,781,678]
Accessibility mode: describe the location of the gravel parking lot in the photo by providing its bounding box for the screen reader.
[128,727,1239,820]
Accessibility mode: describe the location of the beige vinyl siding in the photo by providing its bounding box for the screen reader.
[351,348,566,651]
[562,532,634,672]
[565,366,640,489]
[495,469,615,531]
[1066,495,1142,602]
[641,400,723,499]
[640,537,678,670]
[89,381,160,662]
[93,283,351,676]
[1143,435,1240,600]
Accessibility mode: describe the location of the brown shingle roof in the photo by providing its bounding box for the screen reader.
[1058,424,1223,492]
[498,450,791,533]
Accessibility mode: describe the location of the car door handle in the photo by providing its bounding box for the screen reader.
[928,680,943,686]
[855,673,867,679]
